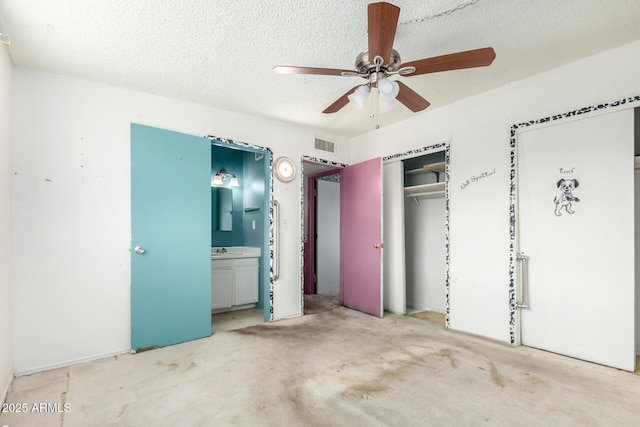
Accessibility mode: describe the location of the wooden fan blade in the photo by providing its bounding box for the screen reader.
[273,65,354,76]
[401,47,496,76]
[396,81,430,112]
[322,86,359,114]
[368,2,400,65]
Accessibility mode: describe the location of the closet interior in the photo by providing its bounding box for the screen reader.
[402,151,447,318]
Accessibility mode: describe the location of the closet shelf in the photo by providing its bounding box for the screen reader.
[404,182,445,198]
[405,161,446,175]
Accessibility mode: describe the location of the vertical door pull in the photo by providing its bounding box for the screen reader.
[516,252,529,309]
[273,200,280,281]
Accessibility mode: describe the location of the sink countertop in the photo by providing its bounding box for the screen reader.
[211,246,261,259]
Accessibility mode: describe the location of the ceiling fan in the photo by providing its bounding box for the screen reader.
[273,2,496,114]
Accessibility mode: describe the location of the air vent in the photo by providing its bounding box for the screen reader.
[314,138,336,155]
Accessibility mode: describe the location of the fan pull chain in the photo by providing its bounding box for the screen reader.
[376,88,381,130]
[369,87,376,120]
[369,87,381,130]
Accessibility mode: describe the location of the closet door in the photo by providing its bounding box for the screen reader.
[517,109,635,370]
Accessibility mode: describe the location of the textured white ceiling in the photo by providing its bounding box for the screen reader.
[1,0,640,137]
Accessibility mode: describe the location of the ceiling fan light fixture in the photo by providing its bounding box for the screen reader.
[347,85,371,108]
[378,78,399,101]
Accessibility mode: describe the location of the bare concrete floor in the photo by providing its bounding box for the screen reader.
[211,307,264,333]
[2,294,640,426]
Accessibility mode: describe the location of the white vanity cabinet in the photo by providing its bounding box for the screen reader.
[211,256,259,311]
[211,259,235,309]
[233,258,259,305]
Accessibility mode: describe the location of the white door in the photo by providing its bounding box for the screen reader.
[516,109,635,371]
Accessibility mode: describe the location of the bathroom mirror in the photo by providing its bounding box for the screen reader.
[215,187,233,231]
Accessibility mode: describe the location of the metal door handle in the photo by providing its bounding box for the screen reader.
[373,243,383,249]
[134,246,145,254]
[516,252,529,309]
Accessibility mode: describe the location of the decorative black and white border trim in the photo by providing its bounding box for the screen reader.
[206,135,275,321]
[507,95,640,343]
[382,142,447,162]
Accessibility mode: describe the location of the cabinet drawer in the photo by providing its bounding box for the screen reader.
[211,259,235,269]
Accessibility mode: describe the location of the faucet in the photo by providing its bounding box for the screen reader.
[216,247,227,254]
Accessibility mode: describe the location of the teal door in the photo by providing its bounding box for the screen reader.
[131,124,212,351]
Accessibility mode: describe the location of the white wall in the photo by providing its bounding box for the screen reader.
[11,66,350,374]
[382,161,405,314]
[405,195,446,313]
[0,44,13,400]
[352,40,640,343]
[316,179,340,294]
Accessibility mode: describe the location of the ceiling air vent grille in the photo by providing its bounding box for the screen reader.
[314,138,336,155]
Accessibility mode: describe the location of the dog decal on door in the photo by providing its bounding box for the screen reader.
[554,178,580,216]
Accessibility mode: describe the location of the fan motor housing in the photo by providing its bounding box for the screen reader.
[355,49,401,75]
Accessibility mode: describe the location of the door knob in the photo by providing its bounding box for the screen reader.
[373,243,383,249]
[134,246,145,254]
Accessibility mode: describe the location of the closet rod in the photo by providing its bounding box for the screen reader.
[404,190,445,198]
[406,190,445,206]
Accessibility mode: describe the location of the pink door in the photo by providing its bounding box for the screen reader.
[340,157,383,317]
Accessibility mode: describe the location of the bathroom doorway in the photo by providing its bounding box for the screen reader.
[209,140,272,332]
[130,125,273,351]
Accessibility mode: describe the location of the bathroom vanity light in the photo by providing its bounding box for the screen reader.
[211,170,239,187]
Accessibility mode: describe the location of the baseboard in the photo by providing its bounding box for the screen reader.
[14,349,130,377]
